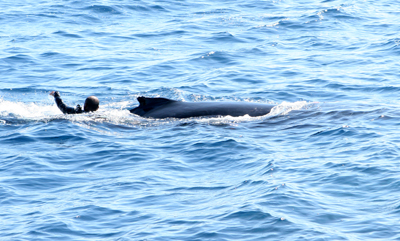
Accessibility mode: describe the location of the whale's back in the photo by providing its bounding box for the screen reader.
[130,97,274,119]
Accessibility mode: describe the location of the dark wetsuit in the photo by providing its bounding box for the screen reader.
[53,91,84,114]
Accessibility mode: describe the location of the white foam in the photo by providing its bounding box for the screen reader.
[0,99,60,119]
[268,101,311,117]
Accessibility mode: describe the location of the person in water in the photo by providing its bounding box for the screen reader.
[50,91,99,114]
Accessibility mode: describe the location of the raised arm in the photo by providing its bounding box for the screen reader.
[50,91,83,114]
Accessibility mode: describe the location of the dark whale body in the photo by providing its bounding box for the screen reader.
[130,97,274,119]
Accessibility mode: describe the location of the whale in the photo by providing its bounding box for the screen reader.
[129,96,274,119]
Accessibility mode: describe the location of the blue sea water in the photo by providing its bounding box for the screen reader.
[1,0,400,240]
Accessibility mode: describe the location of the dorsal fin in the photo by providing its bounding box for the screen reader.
[137,96,176,111]
[137,96,147,106]
[137,96,175,106]
[130,97,178,116]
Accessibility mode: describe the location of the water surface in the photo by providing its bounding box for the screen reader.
[1,0,400,240]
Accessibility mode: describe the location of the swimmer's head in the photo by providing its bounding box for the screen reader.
[84,96,100,112]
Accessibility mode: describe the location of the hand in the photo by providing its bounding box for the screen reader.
[49,91,55,96]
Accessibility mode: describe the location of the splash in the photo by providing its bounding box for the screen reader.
[268,101,312,117]
[0,98,142,125]
[0,99,60,119]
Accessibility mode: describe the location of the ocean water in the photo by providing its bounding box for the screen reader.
[1,0,400,240]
